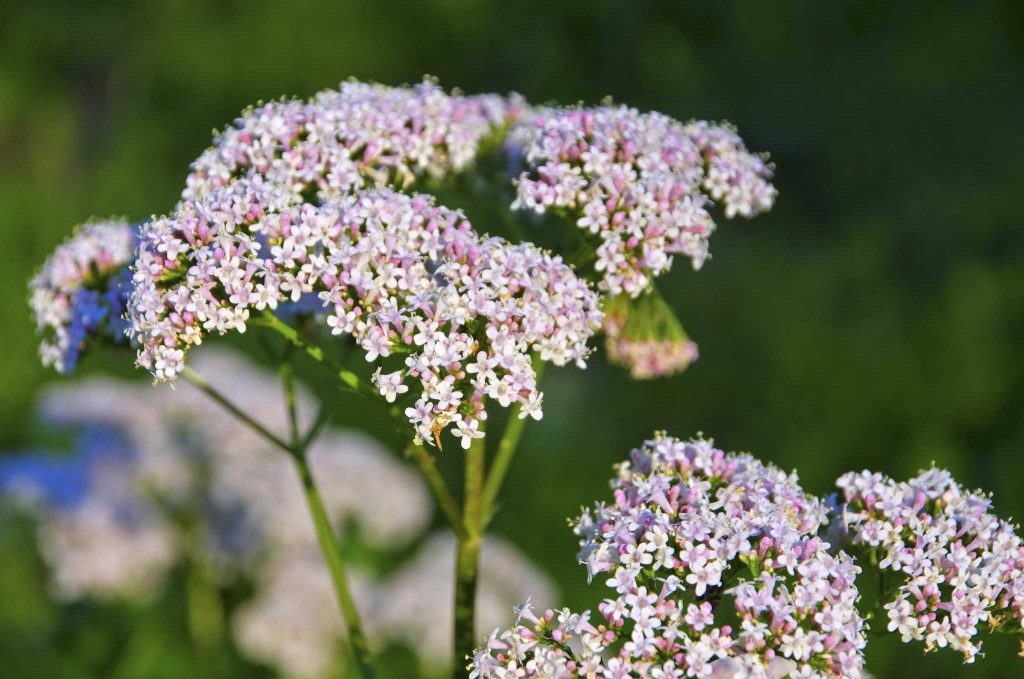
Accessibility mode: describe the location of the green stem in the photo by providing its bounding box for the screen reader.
[301,401,332,451]
[453,535,482,676]
[183,364,375,677]
[279,359,300,444]
[254,311,377,399]
[454,421,486,676]
[405,443,468,540]
[280,357,376,678]
[181,367,292,453]
[259,311,473,545]
[185,556,224,651]
[293,449,376,678]
[257,311,537,674]
[480,356,543,527]
[479,408,525,527]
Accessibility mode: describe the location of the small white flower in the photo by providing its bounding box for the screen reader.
[453,417,484,450]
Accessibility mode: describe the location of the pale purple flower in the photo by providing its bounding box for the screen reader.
[473,435,866,678]
[838,467,1024,662]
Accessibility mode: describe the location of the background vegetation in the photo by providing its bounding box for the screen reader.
[2,1,1023,676]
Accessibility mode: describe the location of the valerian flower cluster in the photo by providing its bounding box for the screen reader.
[129,185,601,446]
[184,79,523,204]
[473,435,867,678]
[507,106,775,379]
[511,107,776,298]
[28,219,136,373]
[29,81,779,392]
[837,468,1024,662]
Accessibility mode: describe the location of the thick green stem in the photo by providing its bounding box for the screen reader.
[293,449,376,678]
[453,534,482,676]
[454,423,486,676]
[480,355,543,528]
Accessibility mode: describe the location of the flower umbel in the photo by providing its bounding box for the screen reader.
[473,434,867,678]
[129,186,601,444]
[29,220,136,373]
[838,467,1024,662]
[185,78,525,205]
[511,106,776,297]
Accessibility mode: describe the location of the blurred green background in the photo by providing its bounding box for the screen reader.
[3,1,1024,677]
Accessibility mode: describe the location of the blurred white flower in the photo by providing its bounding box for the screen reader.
[371,532,558,670]
[2,346,556,676]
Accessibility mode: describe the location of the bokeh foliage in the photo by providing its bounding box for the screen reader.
[2,1,1023,676]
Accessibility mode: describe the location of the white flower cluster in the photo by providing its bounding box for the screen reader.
[7,348,430,594]
[371,532,557,670]
[838,468,1024,662]
[233,552,375,678]
[511,106,776,297]
[1,347,556,676]
[473,434,867,678]
[236,532,557,678]
[184,78,524,204]
[130,185,601,446]
[29,220,136,373]
[37,494,177,602]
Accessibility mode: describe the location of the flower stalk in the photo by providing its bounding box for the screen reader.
[183,364,376,678]
[280,355,376,678]
[406,443,468,541]
[181,367,292,452]
[481,355,543,528]
[258,313,546,671]
[291,446,376,677]
[454,422,487,676]
[254,311,376,399]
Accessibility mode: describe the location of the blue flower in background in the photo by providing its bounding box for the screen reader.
[0,424,134,510]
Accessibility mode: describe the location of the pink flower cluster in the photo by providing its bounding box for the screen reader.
[606,334,698,381]
[511,107,776,297]
[838,468,1024,662]
[473,435,866,678]
[129,184,601,447]
[29,220,136,373]
[602,292,699,380]
[184,79,524,205]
